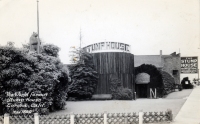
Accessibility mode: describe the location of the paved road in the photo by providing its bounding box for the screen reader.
[51,89,192,120]
[165,89,193,99]
[171,86,200,124]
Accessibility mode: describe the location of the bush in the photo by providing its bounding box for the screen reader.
[166,109,173,121]
[177,84,183,91]
[110,77,133,100]
[115,88,133,100]
[0,43,69,115]
[68,49,98,100]
[160,71,176,95]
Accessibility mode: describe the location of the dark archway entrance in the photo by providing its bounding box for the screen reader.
[134,64,163,98]
[136,84,148,98]
[135,73,150,98]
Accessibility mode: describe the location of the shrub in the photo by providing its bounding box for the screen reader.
[160,71,176,95]
[0,43,69,115]
[68,49,98,100]
[110,77,133,100]
[178,86,183,91]
[166,109,173,121]
[116,88,133,100]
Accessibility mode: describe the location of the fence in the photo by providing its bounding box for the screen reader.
[0,110,172,124]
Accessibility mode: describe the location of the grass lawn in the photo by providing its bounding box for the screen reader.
[50,89,193,119]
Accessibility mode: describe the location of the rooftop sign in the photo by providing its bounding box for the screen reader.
[83,42,131,53]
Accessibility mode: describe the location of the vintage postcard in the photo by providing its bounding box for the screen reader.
[0,0,199,124]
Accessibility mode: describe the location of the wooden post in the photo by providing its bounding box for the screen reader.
[34,113,39,124]
[155,88,157,99]
[124,117,128,124]
[4,113,9,124]
[139,110,143,124]
[198,69,199,86]
[36,0,40,54]
[134,92,137,100]
[70,112,75,124]
[104,111,107,124]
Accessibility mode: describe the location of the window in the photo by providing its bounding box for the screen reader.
[173,70,178,75]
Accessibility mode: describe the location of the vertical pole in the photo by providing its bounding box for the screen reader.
[70,112,74,124]
[80,27,82,49]
[133,74,135,100]
[34,113,39,124]
[150,88,152,99]
[155,88,157,99]
[134,92,136,100]
[199,0,200,85]
[79,28,82,62]
[139,110,143,124]
[198,69,199,85]
[104,111,107,124]
[37,0,40,54]
[4,113,9,124]
[124,117,128,124]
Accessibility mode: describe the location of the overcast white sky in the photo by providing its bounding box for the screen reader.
[0,0,200,79]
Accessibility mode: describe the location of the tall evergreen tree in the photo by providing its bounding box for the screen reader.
[68,49,98,99]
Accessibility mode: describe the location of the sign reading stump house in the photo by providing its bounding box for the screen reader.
[181,57,198,73]
[5,91,48,115]
[83,42,131,53]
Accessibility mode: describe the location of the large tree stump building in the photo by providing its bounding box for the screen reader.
[83,42,135,94]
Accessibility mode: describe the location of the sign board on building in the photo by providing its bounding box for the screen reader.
[83,42,131,53]
[181,57,198,73]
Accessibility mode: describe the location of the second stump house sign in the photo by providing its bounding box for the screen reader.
[181,57,198,73]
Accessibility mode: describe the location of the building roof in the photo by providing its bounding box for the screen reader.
[134,55,162,67]
[161,52,180,58]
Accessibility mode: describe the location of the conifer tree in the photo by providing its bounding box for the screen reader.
[68,49,98,99]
